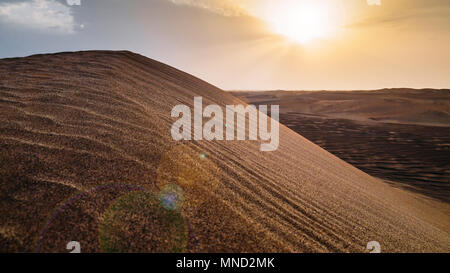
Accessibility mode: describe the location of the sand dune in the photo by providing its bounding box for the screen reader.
[0,51,448,253]
[235,90,450,127]
[236,91,450,203]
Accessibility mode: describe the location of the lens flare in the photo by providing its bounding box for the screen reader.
[99,191,188,253]
[156,145,220,208]
[158,184,185,211]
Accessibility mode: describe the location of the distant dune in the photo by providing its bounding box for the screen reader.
[0,51,449,253]
[235,89,450,127]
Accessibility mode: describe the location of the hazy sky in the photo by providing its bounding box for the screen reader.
[0,0,449,90]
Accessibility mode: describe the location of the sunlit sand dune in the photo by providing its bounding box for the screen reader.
[0,51,448,253]
[236,90,450,203]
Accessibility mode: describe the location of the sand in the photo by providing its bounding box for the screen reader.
[235,91,450,203]
[0,51,448,253]
[235,90,450,127]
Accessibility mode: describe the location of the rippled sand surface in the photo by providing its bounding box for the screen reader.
[0,51,448,252]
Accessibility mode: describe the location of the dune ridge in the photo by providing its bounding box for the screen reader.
[0,51,448,253]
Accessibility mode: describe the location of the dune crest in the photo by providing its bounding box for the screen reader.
[0,51,448,253]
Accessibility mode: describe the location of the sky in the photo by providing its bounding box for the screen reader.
[0,0,449,90]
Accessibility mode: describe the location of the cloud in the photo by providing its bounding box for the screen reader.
[367,0,381,6]
[169,0,450,31]
[168,0,248,16]
[66,0,81,6]
[0,0,78,34]
[349,3,450,28]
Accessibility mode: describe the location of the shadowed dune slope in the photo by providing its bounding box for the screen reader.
[0,51,448,253]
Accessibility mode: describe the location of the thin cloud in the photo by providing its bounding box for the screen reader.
[0,0,77,34]
[168,0,248,16]
[66,0,81,6]
[349,5,450,28]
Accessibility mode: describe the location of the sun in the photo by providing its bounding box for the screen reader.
[268,2,333,44]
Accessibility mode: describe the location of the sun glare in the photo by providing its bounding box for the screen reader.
[268,2,334,44]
